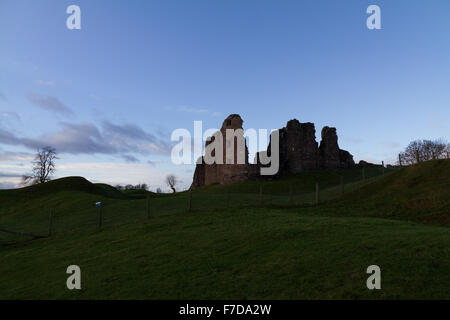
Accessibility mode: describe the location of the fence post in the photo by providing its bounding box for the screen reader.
[259,183,263,206]
[146,194,150,219]
[447,152,449,159]
[398,154,402,167]
[289,182,293,204]
[315,182,319,205]
[98,205,103,230]
[188,190,192,212]
[48,210,54,237]
[340,176,344,196]
[382,161,385,175]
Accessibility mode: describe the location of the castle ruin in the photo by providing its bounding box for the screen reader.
[190,114,355,189]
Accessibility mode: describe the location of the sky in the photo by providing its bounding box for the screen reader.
[0,0,449,190]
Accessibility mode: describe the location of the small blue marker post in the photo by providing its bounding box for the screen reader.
[96,202,102,229]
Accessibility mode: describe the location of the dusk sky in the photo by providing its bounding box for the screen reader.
[1,0,449,190]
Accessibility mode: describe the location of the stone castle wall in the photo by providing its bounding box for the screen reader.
[190,114,355,189]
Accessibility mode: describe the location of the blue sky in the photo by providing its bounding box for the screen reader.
[0,0,449,190]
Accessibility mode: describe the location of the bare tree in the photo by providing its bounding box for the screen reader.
[399,140,422,165]
[166,174,178,193]
[422,139,447,160]
[399,139,448,165]
[22,146,58,185]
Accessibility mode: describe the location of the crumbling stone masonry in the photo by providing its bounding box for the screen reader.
[190,114,355,189]
[191,114,258,189]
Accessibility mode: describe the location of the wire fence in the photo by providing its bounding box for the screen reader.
[0,167,390,244]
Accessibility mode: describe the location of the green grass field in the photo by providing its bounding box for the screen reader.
[0,160,449,299]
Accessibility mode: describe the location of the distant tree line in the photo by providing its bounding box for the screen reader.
[115,183,149,191]
[115,175,178,193]
[114,185,165,193]
[399,139,449,165]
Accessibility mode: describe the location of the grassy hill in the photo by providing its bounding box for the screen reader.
[0,166,387,239]
[0,160,449,299]
[305,159,450,225]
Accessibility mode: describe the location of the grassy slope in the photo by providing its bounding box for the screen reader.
[0,167,386,238]
[0,161,449,299]
[300,159,450,226]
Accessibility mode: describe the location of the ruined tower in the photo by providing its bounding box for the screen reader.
[191,114,254,188]
[319,126,355,169]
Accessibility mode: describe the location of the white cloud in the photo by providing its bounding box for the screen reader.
[57,161,193,191]
[176,106,221,117]
[0,180,17,189]
[0,111,20,121]
[177,106,209,114]
[27,93,73,115]
[35,80,55,87]
[0,151,33,162]
[0,120,172,156]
